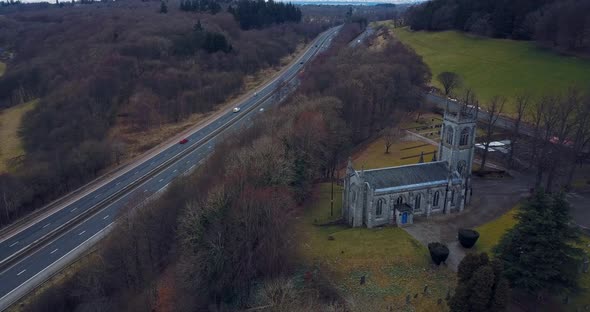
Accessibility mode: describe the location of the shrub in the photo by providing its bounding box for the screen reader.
[428,242,449,265]
[458,228,480,248]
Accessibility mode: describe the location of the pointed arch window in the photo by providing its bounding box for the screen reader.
[460,128,469,146]
[433,191,440,207]
[396,196,403,206]
[376,198,385,216]
[445,126,454,145]
[415,194,422,210]
[451,190,456,206]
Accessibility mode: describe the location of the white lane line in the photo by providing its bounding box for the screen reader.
[95,194,100,198]
[158,179,163,183]
[116,182,121,186]
[70,207,77,212]
[9,241,18,247]
[0,223,115,304]
[173,169,177,173]
[103,215,109,220]
[78,230,86,236]
[17,269,26,276]
[134,171,139,175]
[186,161,190,164]
[50,248,58,254]
[144,189,148,193]
[150,162,155,166]
[42,223,51,229]
[189,165,196,171]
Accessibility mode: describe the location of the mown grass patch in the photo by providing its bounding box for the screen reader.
[296,183,456,311]
[474,206,518,254]
[0,100,37,173]
[391,27,590,112]
[351,139,437,171]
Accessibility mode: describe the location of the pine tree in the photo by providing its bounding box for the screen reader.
[494,191,583,295]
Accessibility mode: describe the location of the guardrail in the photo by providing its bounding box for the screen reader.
[0,26,339,275]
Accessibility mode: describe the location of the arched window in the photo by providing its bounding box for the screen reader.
[445,126,454,145]
[396,196,404,206]
[451,190,456,205]
[433,191,440,207]
[415,194,421,210]
[460,128,469,146]
[351,189,356,203]
[457,160,467,175]
[376,198,385,216]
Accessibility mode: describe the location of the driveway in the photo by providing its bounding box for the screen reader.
[404,172,533,271]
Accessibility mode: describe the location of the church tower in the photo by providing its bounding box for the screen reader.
[438,107,477,202]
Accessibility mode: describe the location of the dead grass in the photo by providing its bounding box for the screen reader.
[350,138,437,172]
[0,99,37,173]
[296,183,456,311]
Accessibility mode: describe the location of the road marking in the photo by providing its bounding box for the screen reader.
[116,182,121,186]
[50,249,58,254]
[42,223,51,229]
[134,171,139,175]
[173,169,177,173]
[159,179,163,183]
[17,270,26,276]
[70,207,77,212]
[186,161,190,164]
[208,146,212,149]
[189,165,195,171]
[144,189,148,193]
[9,241,18,247]
[78,230,86,236]
[103,215,109,220]
[95,194,100,198]
[150,162,155,166]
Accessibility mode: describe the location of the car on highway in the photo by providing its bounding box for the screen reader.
[259,108,264,112]
[300,61,304,65]
[254,92,258,96]
[233,107,241,113]
[179,138,188,144]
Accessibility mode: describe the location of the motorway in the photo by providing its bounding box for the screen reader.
[0,25,342,310]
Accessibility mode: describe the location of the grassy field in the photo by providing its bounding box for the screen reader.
[297,183,456,311]
[391,27,590,112]
[0,100,37,173]
[475,206,590,311]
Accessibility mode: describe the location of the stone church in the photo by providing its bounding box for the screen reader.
[342,108,477,228]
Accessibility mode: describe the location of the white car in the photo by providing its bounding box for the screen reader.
[233,107,241,113]
[259,108,264,112]
[254,92,258,96]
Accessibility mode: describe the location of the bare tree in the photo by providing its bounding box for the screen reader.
[382,127,398,154]
[437,71,463,99]
[479,96,505,171]
[508,93,530,168]
[566,90,590,189]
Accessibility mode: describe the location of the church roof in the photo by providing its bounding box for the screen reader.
[360,161,459,192]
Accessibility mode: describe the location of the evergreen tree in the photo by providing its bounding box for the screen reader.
[494,191,583,296]
[449,253,510,312]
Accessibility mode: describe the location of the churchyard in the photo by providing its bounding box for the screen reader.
[301,123,590,311]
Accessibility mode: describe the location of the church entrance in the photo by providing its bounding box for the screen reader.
[401,212,408,224]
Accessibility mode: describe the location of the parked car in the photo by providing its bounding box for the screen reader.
[233,107,241,113]
[179,138,188,144]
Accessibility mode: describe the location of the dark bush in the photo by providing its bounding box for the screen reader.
[428,242,449,265]
[458,228,480,248]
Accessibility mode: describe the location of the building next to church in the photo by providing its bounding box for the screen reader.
[342,107,477,228]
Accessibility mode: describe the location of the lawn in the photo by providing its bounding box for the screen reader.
[475,205,590,311]
[350,138,437,172]
[0,100,37,173]
[391,27,590,113]
[296,183,456,311]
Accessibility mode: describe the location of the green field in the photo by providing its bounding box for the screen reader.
[392,27,590,112]
[0,100,37,173]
